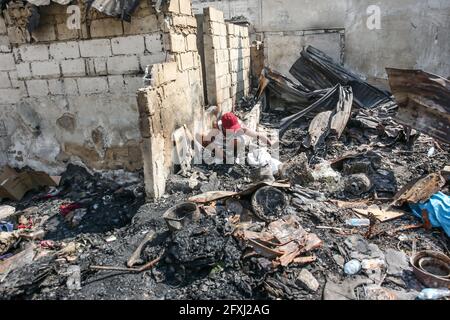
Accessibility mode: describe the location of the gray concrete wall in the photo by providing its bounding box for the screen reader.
[344,0,450,81]
[0,2,165,174]
[192,0,450,81]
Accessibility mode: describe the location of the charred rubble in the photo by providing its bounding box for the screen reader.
[1,47,449,301]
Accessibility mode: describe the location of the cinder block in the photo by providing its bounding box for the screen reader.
[231,72,238,85]
[94,57,107,75]
[19,44,49,61]
[192,53,200,68]
[50,41,80,60]
[107,55,140,75]
[63,78,78,95]
[16,62,31,79]
[162,61,177,83]
[77,77,108,94]
[210,22,222,36]
[31,61,60,78]
[56,23,79,41]
[124,75,144,93]
[219,23,227,37]
[185,16,197,28]
[111,35,145,55]
[0,16,6,34]
[86,57,107,76]
[0,53,15,71]
[168,32,186,53]
[90,18,123,38]
[107,75,125,92]
[0,35,10,52]
[229,48,239,61]
[144,33,163,53]
[179,52,194,70]
[229,59,239,72]
[216,49,229,63]
[168,0,180,13]
[172,15,186,27]
[124,15,159,35]
[226,23,235,35]
[216,62,230,77]
[186,34,197,51]
[61,59,86,77]
[79,39,111,57]
[139,52,166,70]
[26,79,49,96]
[0,88,21,104]
[8,71,20,88]
[220,36,228,50]
[242,27,249,38]
[204,7,224,23]
[0,72,11,88]
[32,24,57,42]
[179,0,191,15]
[218,74,231,89]
[48,79,64,95]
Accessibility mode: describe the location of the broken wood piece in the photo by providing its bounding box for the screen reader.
[352,204,405,222]
[392,172,446,207]
[127,230,156,268]
[293,255,317,265]
[329,85,353,139]
[91,255,162,273]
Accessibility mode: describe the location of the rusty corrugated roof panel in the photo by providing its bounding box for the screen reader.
[386,68,450,144]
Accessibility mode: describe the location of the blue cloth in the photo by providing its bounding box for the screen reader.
[409,192,450,237]
[0,221,14,232]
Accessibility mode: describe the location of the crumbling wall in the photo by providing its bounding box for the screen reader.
[0,1,166,174]
[137,0,204,199]
[202,7,250,112]
[192,0,261,33]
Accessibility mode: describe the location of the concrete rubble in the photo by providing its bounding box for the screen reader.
[0,0,449,301]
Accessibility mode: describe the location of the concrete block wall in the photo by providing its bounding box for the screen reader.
[0,2,166,174]
[202,7,250,113]
[137,0,205,199]
[0,16,22,105]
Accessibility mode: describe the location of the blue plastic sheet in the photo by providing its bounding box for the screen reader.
[409,192,450,237]
[0,221,14,232]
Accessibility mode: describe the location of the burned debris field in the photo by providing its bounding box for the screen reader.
[0,0,450,301]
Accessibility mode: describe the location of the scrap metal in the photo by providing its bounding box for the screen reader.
[386,68,450,144]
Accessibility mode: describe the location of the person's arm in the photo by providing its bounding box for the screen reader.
[243,126,273,146]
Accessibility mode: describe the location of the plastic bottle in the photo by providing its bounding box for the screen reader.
[417,288,450,300]
[346,218,371,227]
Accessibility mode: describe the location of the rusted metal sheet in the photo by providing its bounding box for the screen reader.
[386,68,450,144]
[290,46,392,109]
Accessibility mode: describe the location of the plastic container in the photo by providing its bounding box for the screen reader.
[417,288,450,300]
[346,218,370,227]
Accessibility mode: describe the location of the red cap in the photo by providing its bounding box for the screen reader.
[221,112,241,132]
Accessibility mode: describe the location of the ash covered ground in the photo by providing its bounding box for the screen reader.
[0,103,449,301]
